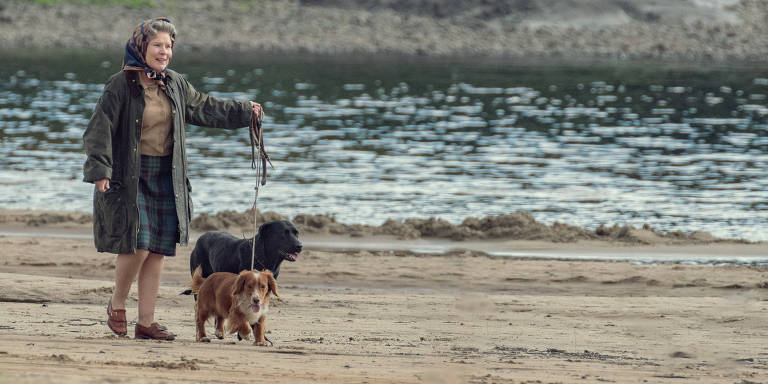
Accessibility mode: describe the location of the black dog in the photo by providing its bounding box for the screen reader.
[189,220,302,280]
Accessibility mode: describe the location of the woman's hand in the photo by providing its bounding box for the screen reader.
[95,178,110,193]
[250,101,263,118]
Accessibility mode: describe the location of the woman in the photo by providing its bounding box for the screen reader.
[82,17,261,340]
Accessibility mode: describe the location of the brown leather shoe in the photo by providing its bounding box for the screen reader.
[135,322,176,341]
[106,300,127,336]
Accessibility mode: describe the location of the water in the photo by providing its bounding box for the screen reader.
[0,50,766,241]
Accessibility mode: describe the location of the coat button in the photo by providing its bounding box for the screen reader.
[135,119,139,123]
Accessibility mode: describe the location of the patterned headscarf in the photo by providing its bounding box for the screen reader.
[122,17,175,89]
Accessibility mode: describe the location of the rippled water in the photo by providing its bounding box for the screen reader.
[0,51,766,241]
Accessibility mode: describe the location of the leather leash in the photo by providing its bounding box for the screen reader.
[249,108,275,347]
[249,107,272,184]
[249,107,272,271]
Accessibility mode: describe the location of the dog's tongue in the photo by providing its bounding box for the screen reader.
[251,303,260,313]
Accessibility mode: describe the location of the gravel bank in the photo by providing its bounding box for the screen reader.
[1,0,767,61]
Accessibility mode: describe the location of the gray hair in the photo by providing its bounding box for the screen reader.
[146,18,177,43]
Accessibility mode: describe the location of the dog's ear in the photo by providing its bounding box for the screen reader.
[266,270,279,298]
[258,222,273,260]
[231,272,249,298]
[256,221,271,239]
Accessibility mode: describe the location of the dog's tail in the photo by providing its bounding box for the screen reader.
[182,266,206,296]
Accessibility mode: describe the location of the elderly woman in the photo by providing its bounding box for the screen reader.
[83,17,261,340]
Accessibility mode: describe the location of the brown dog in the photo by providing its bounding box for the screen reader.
[189,266,278,345]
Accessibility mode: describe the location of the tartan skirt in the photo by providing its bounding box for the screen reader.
[137,154,179,256]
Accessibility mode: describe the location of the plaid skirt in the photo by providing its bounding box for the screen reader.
[137,155,179,256]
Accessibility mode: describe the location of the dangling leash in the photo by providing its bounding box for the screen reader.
[249,106,276,347]
[249,106,273,272]
[249,107,274,347]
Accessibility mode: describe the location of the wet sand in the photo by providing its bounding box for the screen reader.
[0,209,767,383]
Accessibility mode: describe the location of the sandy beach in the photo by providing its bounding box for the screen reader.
[0,209,766,383]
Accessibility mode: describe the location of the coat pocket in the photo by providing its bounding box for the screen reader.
[99,182,129,237]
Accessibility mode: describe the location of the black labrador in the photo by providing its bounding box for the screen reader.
[183,220,301,343]
[189,220,302,280]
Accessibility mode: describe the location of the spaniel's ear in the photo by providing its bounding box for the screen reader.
[232,272,249,298]
[266,271,279,298]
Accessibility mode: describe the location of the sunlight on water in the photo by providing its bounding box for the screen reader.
[0,53,766,241]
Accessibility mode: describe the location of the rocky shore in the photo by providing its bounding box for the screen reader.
[1,0,768,61]
[0,208,752,245]
[191,209,745,244]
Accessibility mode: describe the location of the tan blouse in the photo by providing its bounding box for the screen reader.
[138,75,174,156]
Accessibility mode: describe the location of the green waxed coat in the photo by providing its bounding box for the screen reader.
[83,69,252,254]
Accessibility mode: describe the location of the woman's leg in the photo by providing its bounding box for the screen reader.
[137,252,164,327]
[111,250,149,310]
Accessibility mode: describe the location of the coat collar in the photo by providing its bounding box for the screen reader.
[126,69,177,98]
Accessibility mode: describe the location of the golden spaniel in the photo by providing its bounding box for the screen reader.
[189,266,278,345]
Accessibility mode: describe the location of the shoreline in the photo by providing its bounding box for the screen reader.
[2,207,761,243]
[9,45,768,69]
[0,1,767,62]
[1,208,765,266]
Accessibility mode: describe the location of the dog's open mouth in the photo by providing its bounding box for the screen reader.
[280,250,300,262]
[251,302,260,313]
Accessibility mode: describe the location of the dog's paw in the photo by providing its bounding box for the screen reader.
[215,330,224,339]
[198,337,211,343]
[253,340,270,347]
[238,333,250,342]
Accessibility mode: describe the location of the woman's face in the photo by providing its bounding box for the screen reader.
[145,32,173,72]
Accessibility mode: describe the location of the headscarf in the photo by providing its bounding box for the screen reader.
[122,17,175,89]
